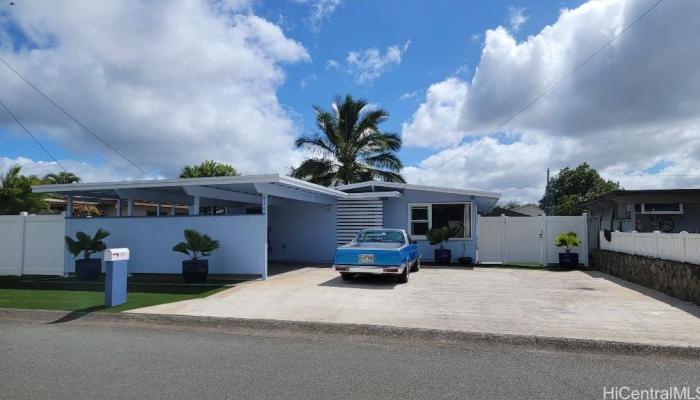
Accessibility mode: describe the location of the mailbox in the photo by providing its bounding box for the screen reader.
[104,248,130,262]
[104,248,129,307]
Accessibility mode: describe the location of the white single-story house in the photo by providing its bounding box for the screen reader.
[32,175,500,279]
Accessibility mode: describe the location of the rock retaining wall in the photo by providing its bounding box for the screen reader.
[592,250,700,304]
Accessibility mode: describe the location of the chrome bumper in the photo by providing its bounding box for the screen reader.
[333,264,406,275]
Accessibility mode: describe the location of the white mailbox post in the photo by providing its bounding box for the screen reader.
[104,248,129,307]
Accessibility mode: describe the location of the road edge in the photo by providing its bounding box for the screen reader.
[1,308,698,358]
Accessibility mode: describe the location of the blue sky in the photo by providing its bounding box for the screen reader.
[0,0,697,202]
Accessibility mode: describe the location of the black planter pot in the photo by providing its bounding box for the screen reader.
[558,252,579,268]
[434,248,452,265]
[183,259,209,283]
[75,258,101,281]
[458,256,473,265]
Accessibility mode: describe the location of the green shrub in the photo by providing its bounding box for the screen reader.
[65,229,110,259]
[426,226,462,248]
[554,231,582,253]
[172,229,220,261]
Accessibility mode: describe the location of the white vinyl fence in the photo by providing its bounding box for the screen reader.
[599,231,700,264]
[478,214,588,266]
[0,214,65,276]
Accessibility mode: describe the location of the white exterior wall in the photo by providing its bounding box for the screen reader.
[65,215,266,275]
[600,230,700,264]
[0,215,65,276]
[268,202,336,263]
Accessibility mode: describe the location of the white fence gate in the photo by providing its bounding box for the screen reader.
[478,215,588,266]
[0,215,65,276]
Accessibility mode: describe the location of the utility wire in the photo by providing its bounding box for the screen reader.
[0,97,68,172]
[0,56,153,178]
[440,0,666,167]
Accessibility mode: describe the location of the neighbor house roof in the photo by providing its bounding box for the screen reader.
[335,181,501,199]
[580,189,700,207]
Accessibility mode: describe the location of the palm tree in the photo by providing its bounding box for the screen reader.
[43,171,81,184]
[0,165,47,215]
[291,95,405,186]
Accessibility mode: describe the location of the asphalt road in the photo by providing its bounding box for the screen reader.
[1,321,698,400]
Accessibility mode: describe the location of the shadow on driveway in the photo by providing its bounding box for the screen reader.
[582,270,700,318]
[319,274,399,289]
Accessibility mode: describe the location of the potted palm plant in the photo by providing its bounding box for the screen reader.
[172,229,219,283]
[65,229,110,281]
[426,226,461,264]
[554,231,583,268]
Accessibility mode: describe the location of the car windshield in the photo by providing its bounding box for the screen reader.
[356,231,405,244]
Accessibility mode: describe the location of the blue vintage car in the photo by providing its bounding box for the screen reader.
[333,228,420,283]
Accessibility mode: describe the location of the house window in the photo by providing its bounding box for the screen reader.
[639,203,683,215]
[408,203,472,239]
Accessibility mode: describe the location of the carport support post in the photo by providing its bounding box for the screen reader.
[127,199,134,217]
[65,195,72,219]
[190,196,200,216]
[116,199,122,217]
[262,193,268,280]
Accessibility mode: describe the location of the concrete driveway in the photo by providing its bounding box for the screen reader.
[131,266,700,347]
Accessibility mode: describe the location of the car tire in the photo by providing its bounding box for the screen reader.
[398,266,409,283]
[410,257,421,272]
[341,273,354,281]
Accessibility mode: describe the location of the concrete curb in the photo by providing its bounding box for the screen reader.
[1,308,698,358]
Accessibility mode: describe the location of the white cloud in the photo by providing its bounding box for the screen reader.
[401,78,468,148]
[398,90,420,101]
[0,157,146,183]
[402,0,700,201]
[293,0,343,32]
[507,6,529,32]
[325,59,340,70]
[346,40,411,84]
[0,0,310,179]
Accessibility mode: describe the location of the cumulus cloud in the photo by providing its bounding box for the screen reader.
[346,40,411,84]
[401,78,467,147]
[0,156,145,183]
[0,0,309,179]
[507,7,529,32]
[402,0,700,201]
[293,0,343,32]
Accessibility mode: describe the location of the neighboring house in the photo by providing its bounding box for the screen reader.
[512,203,545,217]
[480,206,530,217]
[45,198,190,216]
[32,175,500,278]
[581,189,700,234]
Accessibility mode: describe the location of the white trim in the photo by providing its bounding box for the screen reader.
[32,174,347,198]
[639,202,684,215]
[336,181,500,199]
[408,202,473,240]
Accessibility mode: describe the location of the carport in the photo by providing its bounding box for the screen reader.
[33,174,345,279]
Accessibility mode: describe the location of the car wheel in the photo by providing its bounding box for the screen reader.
[410,257,421,272]
[398,266,409,283]
[341,273,354,281]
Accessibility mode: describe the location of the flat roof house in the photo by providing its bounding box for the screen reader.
[33,175,500,278]
[581,189,700,234]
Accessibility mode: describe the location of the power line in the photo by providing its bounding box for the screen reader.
[0,56,153,178]
[0,97,68,172]
[440,0,666,167]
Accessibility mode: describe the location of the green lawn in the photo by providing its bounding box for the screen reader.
[0,275,237,313]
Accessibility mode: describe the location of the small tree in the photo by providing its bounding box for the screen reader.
[554,231,582,254]
[172,229,220,261]
[180,161,239,178]
[65,229,110,259]
[426,226,461,249]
